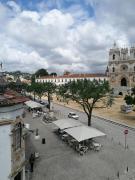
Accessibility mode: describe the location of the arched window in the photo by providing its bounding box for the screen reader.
[112,67,115,72]
[121,78,127,86]
[113,54,115,60]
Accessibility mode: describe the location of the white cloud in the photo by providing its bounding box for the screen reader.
[0,0,135,74]
[7,1,21,13]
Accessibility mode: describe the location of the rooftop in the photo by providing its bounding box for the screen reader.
[0,89,29,107]
[37,73,107,79]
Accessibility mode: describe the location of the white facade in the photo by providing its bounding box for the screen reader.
[0,103,25,180]
[36,74,108,86]
[0,125,11,180]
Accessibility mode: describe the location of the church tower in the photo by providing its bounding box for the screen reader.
[108,43,135,95]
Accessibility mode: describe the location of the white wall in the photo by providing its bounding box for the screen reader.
[0,125,11,180]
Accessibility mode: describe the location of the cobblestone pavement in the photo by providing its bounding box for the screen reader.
[24,106,135,180]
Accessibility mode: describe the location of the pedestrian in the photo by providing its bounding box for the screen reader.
[29,153,35,172]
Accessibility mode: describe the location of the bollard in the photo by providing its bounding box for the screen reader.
[117,171,119,178]
[42,138,46,144]
[126,166,128,172]
[36,129,39,136]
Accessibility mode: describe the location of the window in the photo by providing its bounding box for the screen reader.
[113,54,115,60]
[134,53,135,58]
[112,67,115,72]
[13,123,22,151]
[134,66,135,72]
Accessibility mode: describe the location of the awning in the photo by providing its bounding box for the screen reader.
[24,100,44,109]
[53,118,83,130]
[64,125,106,142]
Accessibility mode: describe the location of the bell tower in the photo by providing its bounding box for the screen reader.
[108,43,135,95]
[109,42,120,62]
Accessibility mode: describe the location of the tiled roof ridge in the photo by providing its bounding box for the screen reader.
[37,73,106,79]
[0,89,29,105]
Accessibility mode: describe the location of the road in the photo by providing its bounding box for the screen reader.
[54,103,135,152]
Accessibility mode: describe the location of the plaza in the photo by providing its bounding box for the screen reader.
[24,104,135,180]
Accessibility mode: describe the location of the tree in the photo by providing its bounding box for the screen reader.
[124,95,134,105]
[34,83,44,100]
[124,87,135,105]
[43,82,56,110]
[26,83,36,100]
[8,82,16,90]
[31,74,35,83]
[50,72,57,76]
[35,69,49,77]
[58,79,110,126]
[26,83,44,100]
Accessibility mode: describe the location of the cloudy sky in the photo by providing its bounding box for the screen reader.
[0,0,135,74]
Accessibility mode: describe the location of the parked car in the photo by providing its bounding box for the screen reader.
[68,112,79,120]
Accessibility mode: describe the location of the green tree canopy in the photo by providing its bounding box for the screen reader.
[124,87,135,105]
[124,95,134,105]
[43,82,57,110]
[50,72,57,76]
[58,79,110,126]
[35,69,49,77]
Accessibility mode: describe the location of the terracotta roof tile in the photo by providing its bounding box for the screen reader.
[37,73,106,79]
[0,90,29,106]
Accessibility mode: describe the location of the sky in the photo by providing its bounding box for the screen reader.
[0,0,135,74]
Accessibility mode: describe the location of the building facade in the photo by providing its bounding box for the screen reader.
[107,43,135,95]
[36,73,107,86]
[0,90,28,180]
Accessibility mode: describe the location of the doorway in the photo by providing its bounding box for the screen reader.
[119,92,123,96]
[121,78,127,86]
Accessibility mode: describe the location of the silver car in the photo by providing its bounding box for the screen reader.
[68,112,79,120]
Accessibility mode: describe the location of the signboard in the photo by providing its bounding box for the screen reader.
[124,129,128,135]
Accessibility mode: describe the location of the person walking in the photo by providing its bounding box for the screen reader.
[29,153,35,172]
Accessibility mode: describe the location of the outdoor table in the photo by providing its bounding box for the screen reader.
[92,142,101,147]
[62,134,69,137]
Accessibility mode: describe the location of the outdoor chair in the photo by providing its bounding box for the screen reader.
[32,112,38,118]
[61,134,69,141]
[79,146,88,155]
[92,143,102,151]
